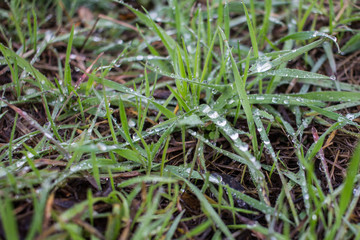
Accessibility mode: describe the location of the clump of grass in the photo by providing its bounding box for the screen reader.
[0,0,360,239]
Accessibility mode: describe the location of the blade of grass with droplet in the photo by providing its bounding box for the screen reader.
[219,27,258,157]
[262,68,332,79]
[187,129,270,205]
[295,91,360,102]
[96,77,175,119]
[151,121,176,163]
[297,78,360,91]
[147,64,229,91]
[0,43,55,90]
[253,108,300,225]
[269,38,326,70]
[250,94,325,106]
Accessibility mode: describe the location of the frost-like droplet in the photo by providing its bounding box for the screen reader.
[201,105,211,114]
[128,119,136,127]
[97,143,107,151]
[229,132,239,140]
[217,119,227,127]
[208,111,219,119]
[255,61,272,73]
[346,113,355,121]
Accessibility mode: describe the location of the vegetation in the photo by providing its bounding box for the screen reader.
[0,0,360,239]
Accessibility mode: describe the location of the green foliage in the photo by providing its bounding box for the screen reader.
[0,0,360,238]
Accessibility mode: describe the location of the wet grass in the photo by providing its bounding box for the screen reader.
[0,0,360,239]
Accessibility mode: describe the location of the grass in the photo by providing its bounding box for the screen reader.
[0,0,360,239]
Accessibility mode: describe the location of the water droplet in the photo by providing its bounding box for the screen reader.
[271,97,279,103]
[255,61,272,73]
[228,99,235,104]
[346,113,355,121]
[353,188,360,197]
[238,143,248,152]
[136,55,144,61]
[230,132,239,140]
[44,132,53,139]
[25,88,36,95]
[208,111,219,119]
[97,143,107,151]
[217,119,227,127]
[256,96,265,101]
[128,119,136,127]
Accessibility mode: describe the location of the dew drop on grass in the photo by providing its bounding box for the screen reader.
[128,119,136,127]
[304,194,309,200]
[44,132,53,139]
[217,119,227,127]
[346,113,355,121]
[256,96,265,101]
[25,88,36,95]
[237,143,248,152]
[255,61,272,72]
[96,143,107,151]
[271,97,279,103]
[312,214,317,221]
[136,55,144,61]
[229,132,239,141]
[353,188,360,197]
[208,111,219,119]
[228,99,235,104]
